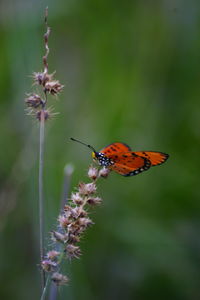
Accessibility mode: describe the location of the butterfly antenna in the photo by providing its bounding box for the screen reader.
[70,137,97,152]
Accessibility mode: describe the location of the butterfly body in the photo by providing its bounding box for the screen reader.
[92,142,169,176]
[92,151,114,167]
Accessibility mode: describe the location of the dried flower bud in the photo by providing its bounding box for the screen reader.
[69,218,93,236]
[33,71,53,86]
[51,272,69,286]
[51,231,67,243]
[65,244,81,259]
[58,214,70,228]
[70,206,87,219]
[25,93,42,108]
[88,166,99,180]
[71,192,84,205]
[68,222,80,235]
[68,234,80,244]
[64,205,73,217]
[46,250,60,261]
[99,167,110,178]
[78,182,97,195]
[77,217,94,228]
[36,109,50,121]
[41,259,57,272]
[44,80,63,95]
[87,196,102,205]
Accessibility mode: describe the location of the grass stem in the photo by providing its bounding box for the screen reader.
[39,110,46,289]
[41,275,50,300]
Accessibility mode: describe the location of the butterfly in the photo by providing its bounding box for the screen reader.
[70,138,169,176]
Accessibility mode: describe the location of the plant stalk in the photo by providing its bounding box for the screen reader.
[39,110,46,289]
[41,275,50,300]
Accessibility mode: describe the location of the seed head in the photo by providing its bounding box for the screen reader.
[64,205,73,217]
[77,217,94,228]
[71,192,84,205]
[25,93,42,108]
[46,250,60,261]
[36,109,50,121]
[69,218,92,236]
[70,206,87,219]
[78,182,97,195]
[33,71,53,86]
[58,214,70,229]
[65,244,81,259]
[68,222,80,235]
[68,219,88,235]
[41,259,57,272]
[44,80,64,95]
[64,205,86,219]
[51,272,69,286]
[88,166,99,180]
[87,196,102,205]
[67,234,80,244]
[51,231,67,243]
[99,167,110,178]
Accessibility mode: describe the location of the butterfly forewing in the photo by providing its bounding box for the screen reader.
[134,151,169,166]
[100,142,132,156]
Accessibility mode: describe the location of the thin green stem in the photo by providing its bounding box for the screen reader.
[41,274,51,300]
[39,110,46,289]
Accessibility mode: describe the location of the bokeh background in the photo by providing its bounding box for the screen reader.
[1,0,200,299]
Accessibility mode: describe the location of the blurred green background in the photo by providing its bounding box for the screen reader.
[1,0,200,299]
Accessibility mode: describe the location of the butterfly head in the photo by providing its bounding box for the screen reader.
[92,151,97,159]
[92,151,114,167]
[70,138,114,167]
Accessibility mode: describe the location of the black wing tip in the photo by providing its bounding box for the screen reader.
[162,152,170,162]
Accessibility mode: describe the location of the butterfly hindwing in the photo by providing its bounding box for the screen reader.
[105,151,151,176]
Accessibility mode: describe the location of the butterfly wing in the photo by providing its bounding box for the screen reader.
[100,142,132,156]
[134,151,169,166]
[105,152,151,176]
[99,143,168,176]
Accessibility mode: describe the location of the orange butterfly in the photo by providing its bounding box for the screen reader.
[71,138,169,176]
